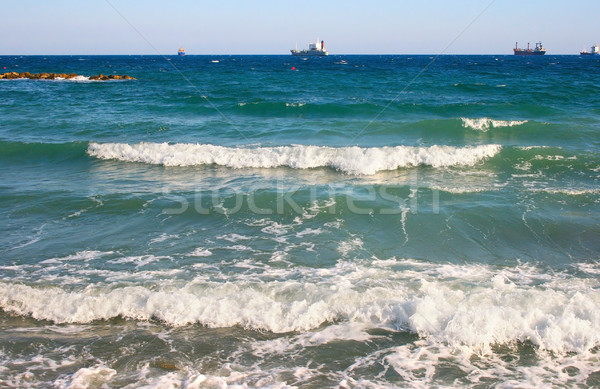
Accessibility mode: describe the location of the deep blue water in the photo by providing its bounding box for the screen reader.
[1,55,599,388]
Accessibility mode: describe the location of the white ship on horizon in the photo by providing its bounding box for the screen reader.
[291,39,328,56]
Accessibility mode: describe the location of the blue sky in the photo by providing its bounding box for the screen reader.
[1,0,598,55]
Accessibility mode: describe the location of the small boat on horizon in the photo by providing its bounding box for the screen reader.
[514,42,546,56]
[580,44,599,56]
[178,47,186,56]
[291,39,328,56]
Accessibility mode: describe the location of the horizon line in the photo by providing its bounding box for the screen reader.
[0,53,585,56]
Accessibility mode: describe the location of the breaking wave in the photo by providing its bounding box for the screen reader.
[1,259,599,354]
[87,142,501,175]
[461,117,528,132]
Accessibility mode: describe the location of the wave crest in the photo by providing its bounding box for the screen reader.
[87,142,501,175]
[1,259,599,354]
[461,117,527,132]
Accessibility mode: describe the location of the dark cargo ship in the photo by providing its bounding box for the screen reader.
[514,42,546,56]
[580,44,599,56]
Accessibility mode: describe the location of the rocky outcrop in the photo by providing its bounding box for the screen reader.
[1,72,22,79]
[0,72,135,80]
[88,74,134,81]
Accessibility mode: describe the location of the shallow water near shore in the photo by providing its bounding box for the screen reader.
[1,54,599,388]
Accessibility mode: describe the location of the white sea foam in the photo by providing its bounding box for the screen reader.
[529,187,600,196]
[533,154,573,161]
[186,248,213,257]
[217,233,250,242]
[429,185,498,194]
[516,145,555,151]
[125,364,291,389]
[577,263,600,275]
[337,237,364,256]
[303,198,337,220]
[3,260,597,356]
[40,250,113,264]
[107,255,170,267]
[2,75,95,82]
[149,233,179,244]
[69,75,93,82]
[461,117,527,132]
[295,228,324,237]
[12,223,46,250]
[224,245,254,251]
[1,274,599,389]
[58,365,116,389]
[52,75,93,82]
[87,142,502,175]
[340,338,600,388]
[260,221,290,235]
[514,160,532,171]
[0,352,80,388]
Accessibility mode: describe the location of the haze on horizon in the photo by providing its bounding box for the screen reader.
[1,0,598,55]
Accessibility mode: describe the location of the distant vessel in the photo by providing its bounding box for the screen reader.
[580,44,599,56]
[513,42,546,56]
[291,40,328,56]
[178,47,186,56]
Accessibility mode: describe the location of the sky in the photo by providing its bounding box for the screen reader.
[1,0,598,55]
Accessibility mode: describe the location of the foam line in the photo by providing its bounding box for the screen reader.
[1,260,598,354]
[461,117,527,131]
[87,142,501,175]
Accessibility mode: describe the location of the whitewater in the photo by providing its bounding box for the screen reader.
[87,142,502,175]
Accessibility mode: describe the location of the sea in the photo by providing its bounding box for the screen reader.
[1,54,599,388]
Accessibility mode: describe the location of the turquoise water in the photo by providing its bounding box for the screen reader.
[1,55,599,387]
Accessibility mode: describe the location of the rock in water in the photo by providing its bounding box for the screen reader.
[0,72,136,80]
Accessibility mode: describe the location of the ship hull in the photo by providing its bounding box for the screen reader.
[513,50,545,56]
[291,50,328,57]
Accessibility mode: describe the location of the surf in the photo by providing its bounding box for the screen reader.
[87,142,502,175]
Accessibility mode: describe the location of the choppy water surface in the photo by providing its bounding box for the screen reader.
[1,55,599,388]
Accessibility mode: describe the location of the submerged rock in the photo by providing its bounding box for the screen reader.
[151,360,179,371]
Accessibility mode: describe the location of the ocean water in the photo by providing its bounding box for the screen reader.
[1,54,599,388]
